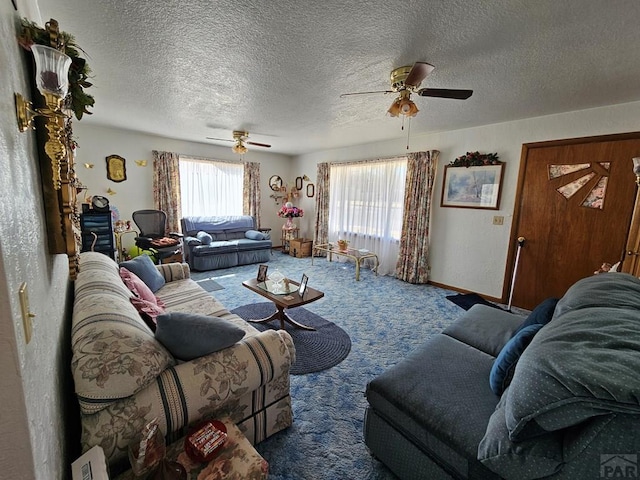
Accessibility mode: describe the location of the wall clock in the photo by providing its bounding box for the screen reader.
[91,195,110,212]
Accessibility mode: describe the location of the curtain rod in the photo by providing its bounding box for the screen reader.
[178,153,243,166]
[329,153,410,167]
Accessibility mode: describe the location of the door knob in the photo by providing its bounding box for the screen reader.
[628,251,640,256]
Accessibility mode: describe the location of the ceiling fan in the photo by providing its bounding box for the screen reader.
[206,130,271,155]
[340,62,473,118]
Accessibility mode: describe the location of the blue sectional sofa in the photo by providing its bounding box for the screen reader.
[181,216,272,271]
[364,273,640,479]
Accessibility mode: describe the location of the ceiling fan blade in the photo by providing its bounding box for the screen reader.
[340,90,394,98]
[247,141,271,148]
[417,88,473,100]
[206,137,234,142]
[404,62,435,88]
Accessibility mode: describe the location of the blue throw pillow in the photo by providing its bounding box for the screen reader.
[186,236,202,246]
[245,230,266,240]
[490,324,544,396]
[119,254,165,293]
[196,231,213,245]
[512,298,558,336]
[155,312,246,361]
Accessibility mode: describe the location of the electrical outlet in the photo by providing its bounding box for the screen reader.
[493,216,504,225]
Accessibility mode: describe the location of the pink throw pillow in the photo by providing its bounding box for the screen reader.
[120,267,166,329]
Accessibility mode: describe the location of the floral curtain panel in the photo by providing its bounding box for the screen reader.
[152,150,181,234]
[396,150,439,283]
[243,161,261,227]
[313,162,330,252]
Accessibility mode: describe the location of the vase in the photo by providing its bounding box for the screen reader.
[284,217,295,229]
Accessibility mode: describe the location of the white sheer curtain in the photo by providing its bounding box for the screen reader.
[329,158,407,275]
[179,157,243,217]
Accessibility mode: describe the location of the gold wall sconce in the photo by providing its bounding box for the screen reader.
[633,157,640,186]
[15,44,72,190]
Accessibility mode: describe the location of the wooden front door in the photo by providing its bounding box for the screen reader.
[507,133,640,310]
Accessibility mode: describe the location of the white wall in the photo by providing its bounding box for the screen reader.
[294,101,640,298]
[72,123,294,248]
[0,3,74,478]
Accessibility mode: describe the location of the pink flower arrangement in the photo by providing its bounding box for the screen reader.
[277,204,304,218]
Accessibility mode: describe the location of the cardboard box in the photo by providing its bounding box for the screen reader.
[289,238,313,258]
[72,445,109,480]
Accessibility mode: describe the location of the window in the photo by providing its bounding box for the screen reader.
[179,157,243,217]
[329,158,407,275]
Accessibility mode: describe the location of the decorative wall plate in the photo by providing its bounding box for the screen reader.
[106,154,127,182]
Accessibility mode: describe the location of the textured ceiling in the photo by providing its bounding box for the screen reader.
[37,0,640,155]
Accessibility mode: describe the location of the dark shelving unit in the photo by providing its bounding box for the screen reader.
[80,211,115,259]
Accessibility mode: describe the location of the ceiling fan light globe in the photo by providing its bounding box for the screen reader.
[232,143,248,155]
[398,98,419,117]
[399,98,419,117]
[387,99,402,117]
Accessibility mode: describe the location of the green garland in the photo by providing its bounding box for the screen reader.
[449,151,500,167]
[18,18,94,120]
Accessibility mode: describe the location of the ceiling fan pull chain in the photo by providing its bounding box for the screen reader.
[406,117,411,150]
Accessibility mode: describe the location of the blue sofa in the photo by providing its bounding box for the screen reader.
[364,273,640,479]
[181,216,272,271]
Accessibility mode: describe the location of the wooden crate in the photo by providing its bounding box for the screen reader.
[289,238,312,258]
[161,252,184,264]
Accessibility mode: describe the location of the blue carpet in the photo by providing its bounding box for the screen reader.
[192,276,224,292]
[202,251,463,479]
[231,302,351,375]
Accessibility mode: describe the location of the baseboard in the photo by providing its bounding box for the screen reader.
[427,281,504,304]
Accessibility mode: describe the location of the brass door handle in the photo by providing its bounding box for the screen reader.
[627,251,640,256]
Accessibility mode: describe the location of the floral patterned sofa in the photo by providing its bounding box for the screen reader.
[71,252,296,474]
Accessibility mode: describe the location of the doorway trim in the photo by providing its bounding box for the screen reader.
[501,131,640,304]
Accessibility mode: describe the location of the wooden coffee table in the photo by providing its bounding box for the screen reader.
[242,278,324,331]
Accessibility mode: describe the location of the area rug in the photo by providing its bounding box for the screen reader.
[231,302,351,375]
[446,293,502,311]
[195,278,224,292]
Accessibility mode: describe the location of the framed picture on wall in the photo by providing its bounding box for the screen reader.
[441,163,504,210]
[106,154,127,183]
